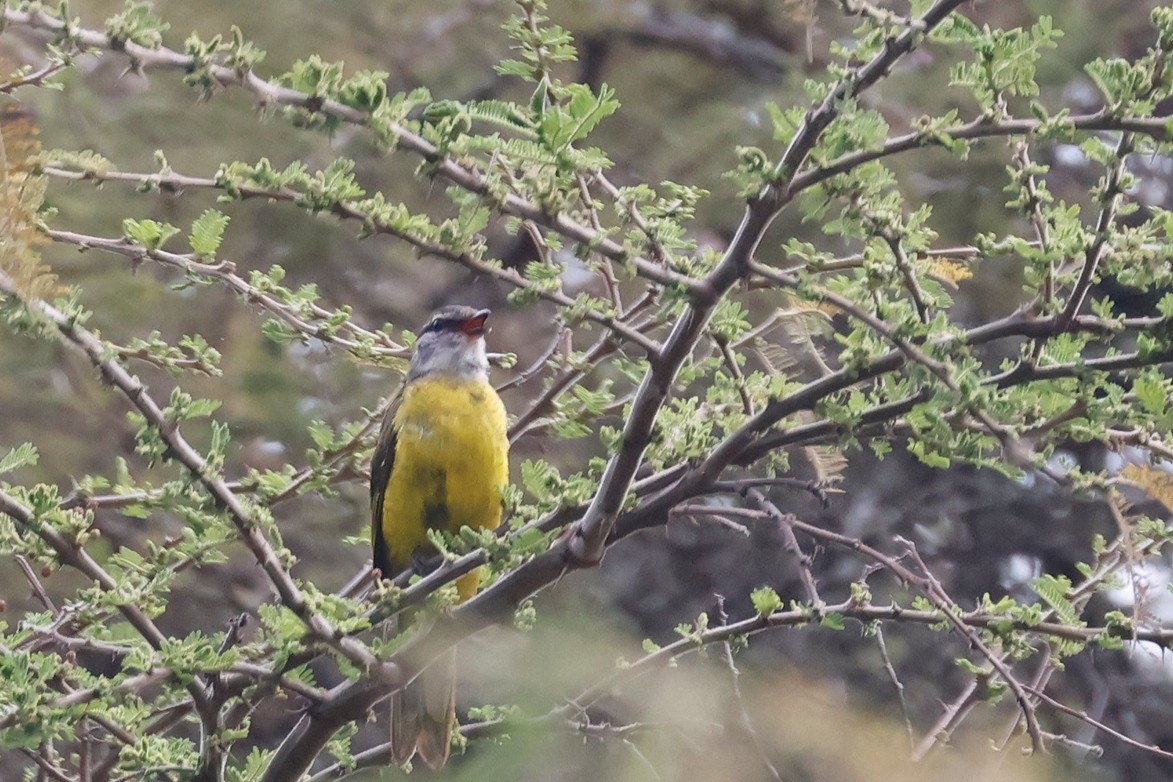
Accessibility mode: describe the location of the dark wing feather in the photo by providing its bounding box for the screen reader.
[370,410,398,579]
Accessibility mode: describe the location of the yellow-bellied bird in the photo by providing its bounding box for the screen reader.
[371,305,509,769]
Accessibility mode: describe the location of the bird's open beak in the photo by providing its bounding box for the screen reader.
[459,309,491,337]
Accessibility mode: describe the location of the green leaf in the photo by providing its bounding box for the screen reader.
[0,443,38,475]
[496,59,534,80]
[1133,370,1172,417]
[338,70,390,112]
[955,657,991,676]
[820,612,845,630]
[519,459,560,502]
[1085,56,1154,111]
[229,748,275,782]
[187,398,221,419]
[307,421,334,450]
[122,218,180,251]
[261,318,300,345]
[105,1,171,48]
[539,83,619,151]
[750,586,782,617]
[282,55,345,98]
[1156,292,1173,318]
[189,209,230,259]
[1031,574,1081,626]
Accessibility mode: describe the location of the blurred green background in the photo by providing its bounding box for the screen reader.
[2,1,1171,780]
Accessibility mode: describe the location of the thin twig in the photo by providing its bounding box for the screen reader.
[16,554,59,615]
[0,271,391,682]
[912,680,982,761]
[742,490,821,608]
[1026,685,1173,761]
[496,325,567,392]
[875,625,915,752]
[8,8,701,296]
[714,595,784,782]
[1058,133,1133,328]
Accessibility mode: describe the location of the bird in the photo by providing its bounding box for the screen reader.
[370,304,510,769]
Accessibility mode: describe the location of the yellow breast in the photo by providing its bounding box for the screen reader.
[381,375,508,598]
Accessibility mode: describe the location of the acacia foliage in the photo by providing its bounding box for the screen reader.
[1,1,1173,780]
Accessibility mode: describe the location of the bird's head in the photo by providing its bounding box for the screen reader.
[407,305,492,381]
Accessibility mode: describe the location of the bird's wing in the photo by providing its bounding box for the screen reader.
[370,409,398,579]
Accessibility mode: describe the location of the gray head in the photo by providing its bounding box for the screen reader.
[406,305,492,382]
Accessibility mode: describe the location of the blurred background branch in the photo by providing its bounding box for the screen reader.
[1,1,1172,781]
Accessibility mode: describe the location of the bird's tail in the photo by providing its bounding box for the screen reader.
[391,648,457,769]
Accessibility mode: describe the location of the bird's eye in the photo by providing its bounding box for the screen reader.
[423,317,452,334]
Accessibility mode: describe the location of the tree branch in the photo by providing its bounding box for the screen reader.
[0,270,393,685]
[5,7,701,297]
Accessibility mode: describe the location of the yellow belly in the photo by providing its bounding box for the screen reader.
[381,375,508,600]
